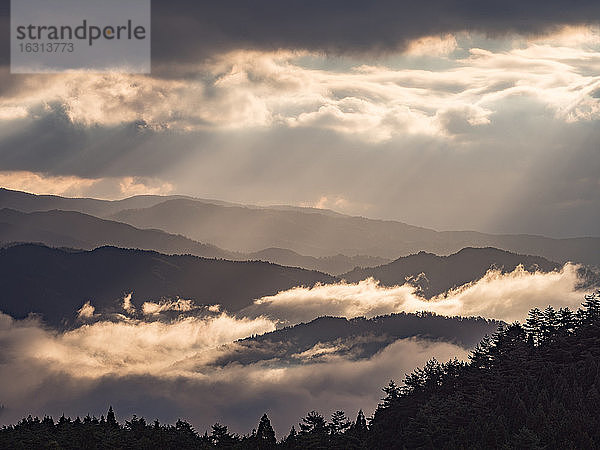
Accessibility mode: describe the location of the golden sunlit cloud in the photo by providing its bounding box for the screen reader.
[118,177,174,197]
[527,24,600,47]
[1,28,599,142]
[404,34,458,56]
[0,307,465,431]
[300,195,373,215]
[0,171,99,197]
[0,264,591,429]
[0,171,174,199]
[246,264,587,324]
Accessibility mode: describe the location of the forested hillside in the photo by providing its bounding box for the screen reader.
[0,244,335,325]
[368,292,600,448]
[227,312,502,365]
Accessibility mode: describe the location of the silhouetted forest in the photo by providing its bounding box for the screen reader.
[0,243,334,325]
[368,291,600,449]
[2,292,600,448]
[4,242,594,329]
[226,312,501,366]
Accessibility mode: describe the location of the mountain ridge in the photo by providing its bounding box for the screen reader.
[0,243,337,326]
[342,247,563,298]
[0,208,388,274]
[2,187,599,265]
[108,198,600,265]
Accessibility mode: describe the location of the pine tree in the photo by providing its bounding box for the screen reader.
[298,411,328,448]
[256,413,276,448]
[211,422,236,447]
[329,410,351,435]
[524,308,543,345]
[353,409,367,433]
[582,291,600,322]
[557,307,575,333]
[380,380,401,406]
[284,425,297,444]
[106,406,118,429]
[542,305,558,340]
[470,334,492,368]
[299,411,327,434]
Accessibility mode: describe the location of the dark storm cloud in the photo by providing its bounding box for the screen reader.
[151,0,600,62]
[1,0,600,66]
[0,103,194,178]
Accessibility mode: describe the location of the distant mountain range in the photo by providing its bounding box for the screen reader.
[244,248,389,275]
[108,198,600,265]
[0,207,388,274]
[342,247,562,298]
[0,187,192,217]
[0,244,335,326]
[0,188,341,221]
[1,188,597,266]
[0,243,580,327]
[0,208,232,259]
[0,188,596,329]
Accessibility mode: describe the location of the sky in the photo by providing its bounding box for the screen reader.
[0,2,599,237]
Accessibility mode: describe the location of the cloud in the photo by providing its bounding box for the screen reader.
[0,312,276,379]
[76,301,95,319]
[0,171,174,199]
[0,2,599,66]
[118,177,174,197]
[405,34,459,56]
[245,264,587,324]
[122,293,135,314]
[0,307,465,434]
[113,2,600,63]
[3,31,600,139]
[299,194,373,216]
[142,298,196,315]
[0,171,99,197]
[528,25,600,47]
[1,31,600,236]
[0,263,592,433]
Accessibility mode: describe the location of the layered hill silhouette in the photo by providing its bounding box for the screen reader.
[0,242,580,328]
[0,187,191,217]
[0,208,233,259]
[343,247,562,298]
[0,208,386,275]
[245,247,389,275]
[0,244,335,326]
[110,198,600,265]
[211,313,503,367]
[2,187,599,265]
